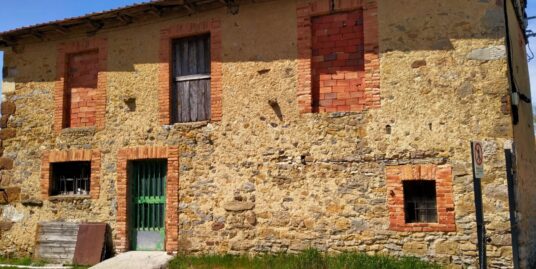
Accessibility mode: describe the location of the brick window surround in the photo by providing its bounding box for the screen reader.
[386,164,456,232]
[159,19,222,125]
[116,146,179,252]
[54,37,107,133]
[297,0,380,113]
[40,149,101,200]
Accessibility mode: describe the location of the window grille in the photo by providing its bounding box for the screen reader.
[50,161,91,196]
[403,180,437,223]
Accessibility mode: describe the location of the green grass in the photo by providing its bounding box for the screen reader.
[168,249,442,269]
[0,256,89,268]
[0,256,46,266]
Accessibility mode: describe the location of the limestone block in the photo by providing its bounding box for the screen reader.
[0,187,21,204]
[0,101,16,116]
[0,115,9,129]
[0,158,13,170]
[466,46,506,61]
[434,240,458,255]
[0,128,16,140]
[0,221,13,231]
[403,242,428,256]
[21,199,43,207]
[223,201,254,212]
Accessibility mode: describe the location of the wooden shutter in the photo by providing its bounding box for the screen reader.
[172,35,211,123]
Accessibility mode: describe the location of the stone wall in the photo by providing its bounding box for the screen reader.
[0,0,530,268]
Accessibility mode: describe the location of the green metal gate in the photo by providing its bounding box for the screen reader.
[129,159,167,251]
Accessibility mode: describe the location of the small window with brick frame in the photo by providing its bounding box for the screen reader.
[50,161,91,196]
[403,180,438,223]
[171,34,211,123]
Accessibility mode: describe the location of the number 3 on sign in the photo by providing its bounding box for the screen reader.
[472,141,484,179]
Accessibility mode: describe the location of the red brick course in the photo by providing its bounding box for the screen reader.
[116,146,179,252]
[68,50,99,128]
[159,19,222,125]
[40,149,101,200]
[54,37,107,133]
[386,164,456,232]
[297,0,380,113]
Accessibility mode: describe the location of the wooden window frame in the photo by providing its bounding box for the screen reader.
[171,34,212,123]
[159,19,222,125]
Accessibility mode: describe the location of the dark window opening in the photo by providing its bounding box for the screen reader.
[50,161,91,196]
[403,180,437,223]
[171,34,211,123]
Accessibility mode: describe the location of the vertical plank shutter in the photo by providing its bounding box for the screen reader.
[172,34,211,123]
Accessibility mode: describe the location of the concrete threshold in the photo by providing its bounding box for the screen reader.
[90,251,173,269]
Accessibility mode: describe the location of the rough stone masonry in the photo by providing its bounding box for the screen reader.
[0,0,535,268]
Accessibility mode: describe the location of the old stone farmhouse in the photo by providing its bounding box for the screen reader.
[0,0,535,268]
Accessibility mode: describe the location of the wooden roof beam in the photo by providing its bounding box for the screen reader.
[117,13,133,25]
[148,5,164,17]
[183,0,196,14]
[86,19,103,31]
[29,30,44,41]
[51,24,70,34]
[0,36,17,47]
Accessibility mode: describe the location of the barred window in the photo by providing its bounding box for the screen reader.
[50,161,91,196]
[403,180,437,223]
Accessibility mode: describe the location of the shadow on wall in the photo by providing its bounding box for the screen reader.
[1,0,505,83]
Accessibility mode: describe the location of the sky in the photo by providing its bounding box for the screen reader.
[528,2,536,99]
[0,0,145,94]
[0,1,536,98]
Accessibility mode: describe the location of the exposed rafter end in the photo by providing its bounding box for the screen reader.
[148,5,164,17]
[29,30,44,41]
[117,13,134,25]
[219,0,239,15]
[86,19,103,31]
[0,37,17,48]
[183,0,196,15]
[85,19,103,36]
[51,24,70,35]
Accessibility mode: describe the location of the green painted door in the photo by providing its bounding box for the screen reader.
[129,159,166,251]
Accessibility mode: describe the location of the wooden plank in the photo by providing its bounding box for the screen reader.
[174,41,182,77]
[205,36,211,73]
[190,80,200,121]
[205,78,211,119]
[188,39,197,75]
[197,79,206,120]
[181,39,189,76]
[197,37,206,74]
[175,74,211,82]
[179,81,190,122]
